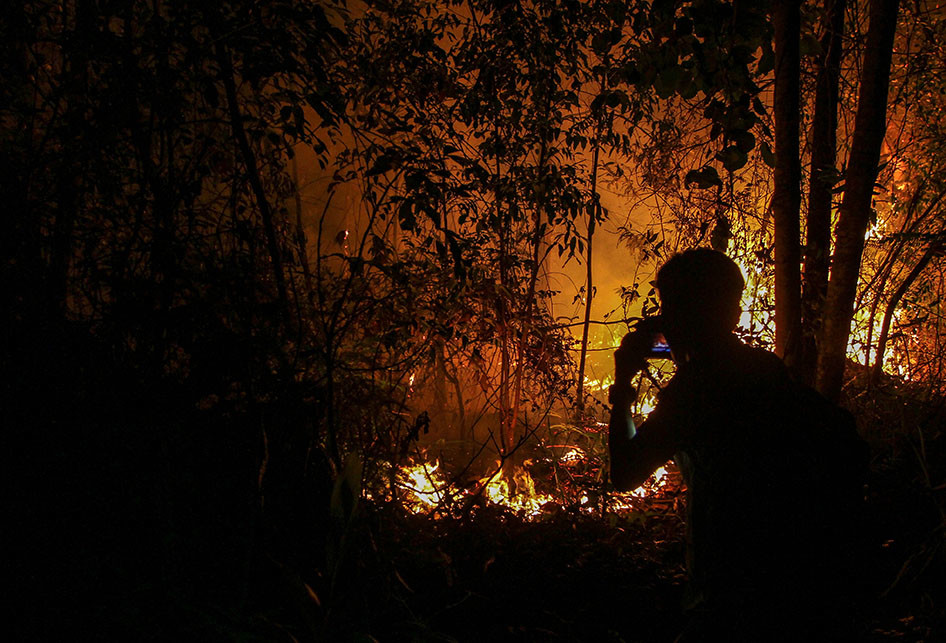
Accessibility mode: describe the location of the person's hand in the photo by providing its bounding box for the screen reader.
[614,328,650,385]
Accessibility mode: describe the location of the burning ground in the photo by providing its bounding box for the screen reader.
[303,456,692,643]
[275,384,943,643]
[309,465,941,642]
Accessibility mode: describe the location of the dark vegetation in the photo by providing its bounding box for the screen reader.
[4,0,945,641]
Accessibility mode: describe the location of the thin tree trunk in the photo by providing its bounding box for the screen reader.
[291,154,316,309]
[216,42,289,324]
[799,0,846,385]
[576,169,600,411]
[494,131,514,461]
[871,242,941,384]
[577,77,608,410]
[510,133,551,456]
[816,0,900,400]
[772,0,803,362]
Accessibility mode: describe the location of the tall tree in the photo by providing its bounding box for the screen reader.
[816,0,901,399]
[798,0,846,385]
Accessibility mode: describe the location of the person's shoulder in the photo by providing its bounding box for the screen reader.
[735,341,780,363]
[732,342,789,379]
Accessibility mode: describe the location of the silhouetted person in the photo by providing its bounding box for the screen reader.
[608,249,867,642]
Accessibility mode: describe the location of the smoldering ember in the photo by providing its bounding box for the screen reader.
[6,1,944,641]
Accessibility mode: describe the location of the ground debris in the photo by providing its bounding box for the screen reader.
[370,506,687,642]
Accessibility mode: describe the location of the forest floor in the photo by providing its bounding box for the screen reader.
[321,485,943,643]
[371,507,689,642]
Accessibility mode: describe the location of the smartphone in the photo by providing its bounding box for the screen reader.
[647,331,671,358]
[634,316,671,359]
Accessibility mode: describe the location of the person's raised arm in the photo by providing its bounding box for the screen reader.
[608,329,676,492]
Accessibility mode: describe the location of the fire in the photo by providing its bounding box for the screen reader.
[390,377,680,519]
[628,465,668,498]
[636,395,657,417]
[478,466,555,517]
[602,464,678,513]
[397,460,449,511]
[390,454,680,519]
[560,447,584,463]
[393,458,556,516]
[583,374,614,393]
[734,256,775,346]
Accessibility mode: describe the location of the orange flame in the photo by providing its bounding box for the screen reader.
[478,466,555,517]
[391,456,678,518]
[397,460,448,511]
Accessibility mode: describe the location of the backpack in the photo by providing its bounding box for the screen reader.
[787,383,870,597]
[792,384,869,511]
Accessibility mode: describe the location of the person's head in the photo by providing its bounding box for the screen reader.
[655,249,744,356]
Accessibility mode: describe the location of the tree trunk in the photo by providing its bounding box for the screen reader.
[816,0,900,400]
[772,0,803,362]
[495,139,514,461]
[576,76,608,411]
[799,0,846,385]
[576,154,600,411]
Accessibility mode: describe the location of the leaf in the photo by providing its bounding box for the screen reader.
[733,130,755,154]
[304,583,322,607]
[621,61,641,85]
[367,151,398,177]
[654,65,682,99]
[591,32,613,55]
[717,146,748,172]
[398,201,416,231]
[752,96,766,116]
[800,33,822,57]
[760,141,776,169]
[606,0,627,23]
[710,216,732,252]
[393,567,414,593]
[605,90,628,108]
[757,43,775,75]
[684,166,722,189]
[679,74,699,100]
[330,453,363,523]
